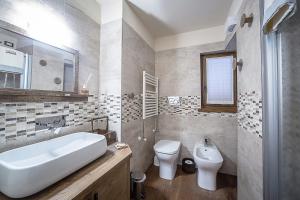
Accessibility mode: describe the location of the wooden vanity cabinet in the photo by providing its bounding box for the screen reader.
[75,158,130,200]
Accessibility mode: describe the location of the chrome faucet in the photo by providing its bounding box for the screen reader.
[35,116,66,133]
[204,137,210,147]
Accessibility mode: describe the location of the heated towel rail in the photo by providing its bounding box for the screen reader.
[142,71,159,119]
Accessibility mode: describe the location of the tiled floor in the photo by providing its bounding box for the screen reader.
[144,165,237,200]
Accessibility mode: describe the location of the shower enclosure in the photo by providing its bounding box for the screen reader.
[262,1,300,200]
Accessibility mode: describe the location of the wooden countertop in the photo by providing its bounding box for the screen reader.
[0,145,132,200]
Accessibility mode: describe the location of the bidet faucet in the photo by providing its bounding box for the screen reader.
[204,137,210,147]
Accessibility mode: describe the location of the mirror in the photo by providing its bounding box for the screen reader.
[0,25,78,93]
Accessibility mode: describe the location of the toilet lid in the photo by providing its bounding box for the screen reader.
[154,140,181,154]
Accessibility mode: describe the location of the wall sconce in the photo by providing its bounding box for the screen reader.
[240,13,254,28]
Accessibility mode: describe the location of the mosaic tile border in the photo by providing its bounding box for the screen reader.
[121,95,237,123]
[122,94,142,123]
[159,96,237,118]
[0,93,246,145]
[238,91,263,138]
[99,94,121,124]
[0,96,99,143]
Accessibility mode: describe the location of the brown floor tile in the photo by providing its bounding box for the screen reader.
[144,165,237,200]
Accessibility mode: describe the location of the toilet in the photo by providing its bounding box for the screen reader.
[193,141,223,191]
[154,140,181,180]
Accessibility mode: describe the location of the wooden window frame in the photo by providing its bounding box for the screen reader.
[199,51,237,113]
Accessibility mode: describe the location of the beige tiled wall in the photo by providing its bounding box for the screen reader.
[155,42,238,175]
[236,0,263,199]
[99,19,123,140]
[121,21,155,172]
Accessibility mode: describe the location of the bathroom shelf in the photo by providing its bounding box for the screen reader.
[0,89,91,102]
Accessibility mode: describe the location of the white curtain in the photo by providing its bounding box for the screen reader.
[263,0,297,34]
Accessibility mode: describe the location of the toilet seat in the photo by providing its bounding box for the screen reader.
[154,140,180,155]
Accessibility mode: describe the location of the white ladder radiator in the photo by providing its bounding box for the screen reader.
[142,71,158,119]
[139,71,159,141]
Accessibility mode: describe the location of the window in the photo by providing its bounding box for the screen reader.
[200,51,237,113]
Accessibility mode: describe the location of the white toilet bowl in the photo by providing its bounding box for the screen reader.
[154,140,181,180]
[193,142,223,191]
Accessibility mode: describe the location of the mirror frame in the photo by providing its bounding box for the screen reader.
[0,19,87,102]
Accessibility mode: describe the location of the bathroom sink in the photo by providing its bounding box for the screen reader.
[0,132,107,198]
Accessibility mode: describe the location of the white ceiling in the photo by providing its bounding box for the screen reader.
[127,0,233,38]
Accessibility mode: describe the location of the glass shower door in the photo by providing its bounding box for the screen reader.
[277,7,300,200]
[262,1,299,200]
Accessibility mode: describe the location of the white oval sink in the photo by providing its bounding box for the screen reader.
[0,132,107,198]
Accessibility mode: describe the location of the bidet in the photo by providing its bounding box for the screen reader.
[193,141,223,191]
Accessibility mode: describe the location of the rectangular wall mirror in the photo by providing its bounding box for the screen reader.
[0,20,82,101]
